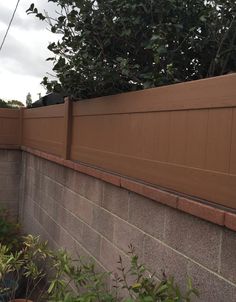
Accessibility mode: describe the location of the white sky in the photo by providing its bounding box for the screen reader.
[0,0,60,104]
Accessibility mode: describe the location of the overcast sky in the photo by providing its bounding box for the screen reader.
[0,0,60,104]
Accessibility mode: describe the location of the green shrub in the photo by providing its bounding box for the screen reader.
[0,234,198,301]
[114,245,198,302]
[27,0,236,99]
[0,208,20,251]
[47,245,198,302]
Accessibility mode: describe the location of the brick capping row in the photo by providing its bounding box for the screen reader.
[10,146,236,233]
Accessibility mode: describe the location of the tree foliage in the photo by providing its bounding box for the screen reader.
[7,100,25,108]
[0,99,24,108]
[27,0,236,99]
[26,92,33,107]
[0,99,10,108]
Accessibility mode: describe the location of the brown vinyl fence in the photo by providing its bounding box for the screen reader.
[1,74,236,209]
[22,103,67,158]
[0,108,21,146]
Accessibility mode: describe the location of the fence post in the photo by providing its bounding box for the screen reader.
[62,97,72,159]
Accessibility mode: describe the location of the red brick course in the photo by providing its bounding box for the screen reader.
[225,212,236,232]
[178,197,225,226]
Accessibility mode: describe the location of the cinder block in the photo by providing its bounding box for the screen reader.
[82,224,101,259]
[28,155,38,170]
[220,229,236,284]
[33,156,43,172]
[54,202,67,224]
[143,235,189,290]
[33,201,41,222]
[113,217,144,259]
[6,175,20,189]
[26,167,37,187]
[188,262,236,302]
[0,150,8,161]
[92,207,114,241]
[58,227,76,251]
[65,168,75,189]
[164,208,221,272]
[23,195,34,218]
[129,193,166,240]
[62,210,84,243]
[22,213,41,236]
[64,188,93,225]
[24,180,31,199]
[0,175,8,187]
[7,151,21,162]
[100,238,132,299]
[0,163,20,175]
[37,157,44,172]
[41,210,61,242]
[0,201,18,217]
[42,160,67,185]
[42,160,56,177]
[100,238,127,273]
[0,189,19,202]
[38,173,47,192]
[32,183,43,203]
[39,191,56,219]
[81,175,104,205]
[102,183,129,220]
[45,177,64,203]
[28,153,34,168]
[65,170,103,205]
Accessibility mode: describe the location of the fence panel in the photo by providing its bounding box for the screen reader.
[0,109,20,146]
[22,104,65,157]
[71,74,236,209]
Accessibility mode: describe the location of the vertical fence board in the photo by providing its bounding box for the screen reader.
[22,104,65,157]
[230,108,236,174]
[154,112,171,162]
[185,110,208,169]
[168,111,187,165]
[0,109,20,146]
[205,108,232,173]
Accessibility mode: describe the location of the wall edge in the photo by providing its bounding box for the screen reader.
[19,145,236,232]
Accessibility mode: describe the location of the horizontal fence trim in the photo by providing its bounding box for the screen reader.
[0,109,20,145]
[0,136,20,143]
[21,146,236,232]
[71,145,236,209]
[22,138,63,157]
[0,144,20,149]
[74,74,236,116]
[0,109,20,118]
[22,103,65,157]
[23,103,65,119]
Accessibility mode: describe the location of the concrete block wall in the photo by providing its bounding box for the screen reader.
[0,150,21,219]
[19,151,236,302]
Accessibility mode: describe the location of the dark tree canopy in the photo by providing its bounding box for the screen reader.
[27,0,236,100]
[0,99,24,108]
[0,99,10,108]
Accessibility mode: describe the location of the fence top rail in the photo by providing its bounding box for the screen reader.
[0,108,20,118]
[73,74,236,116]
[0,74,235,118]
[23,103,65,119]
